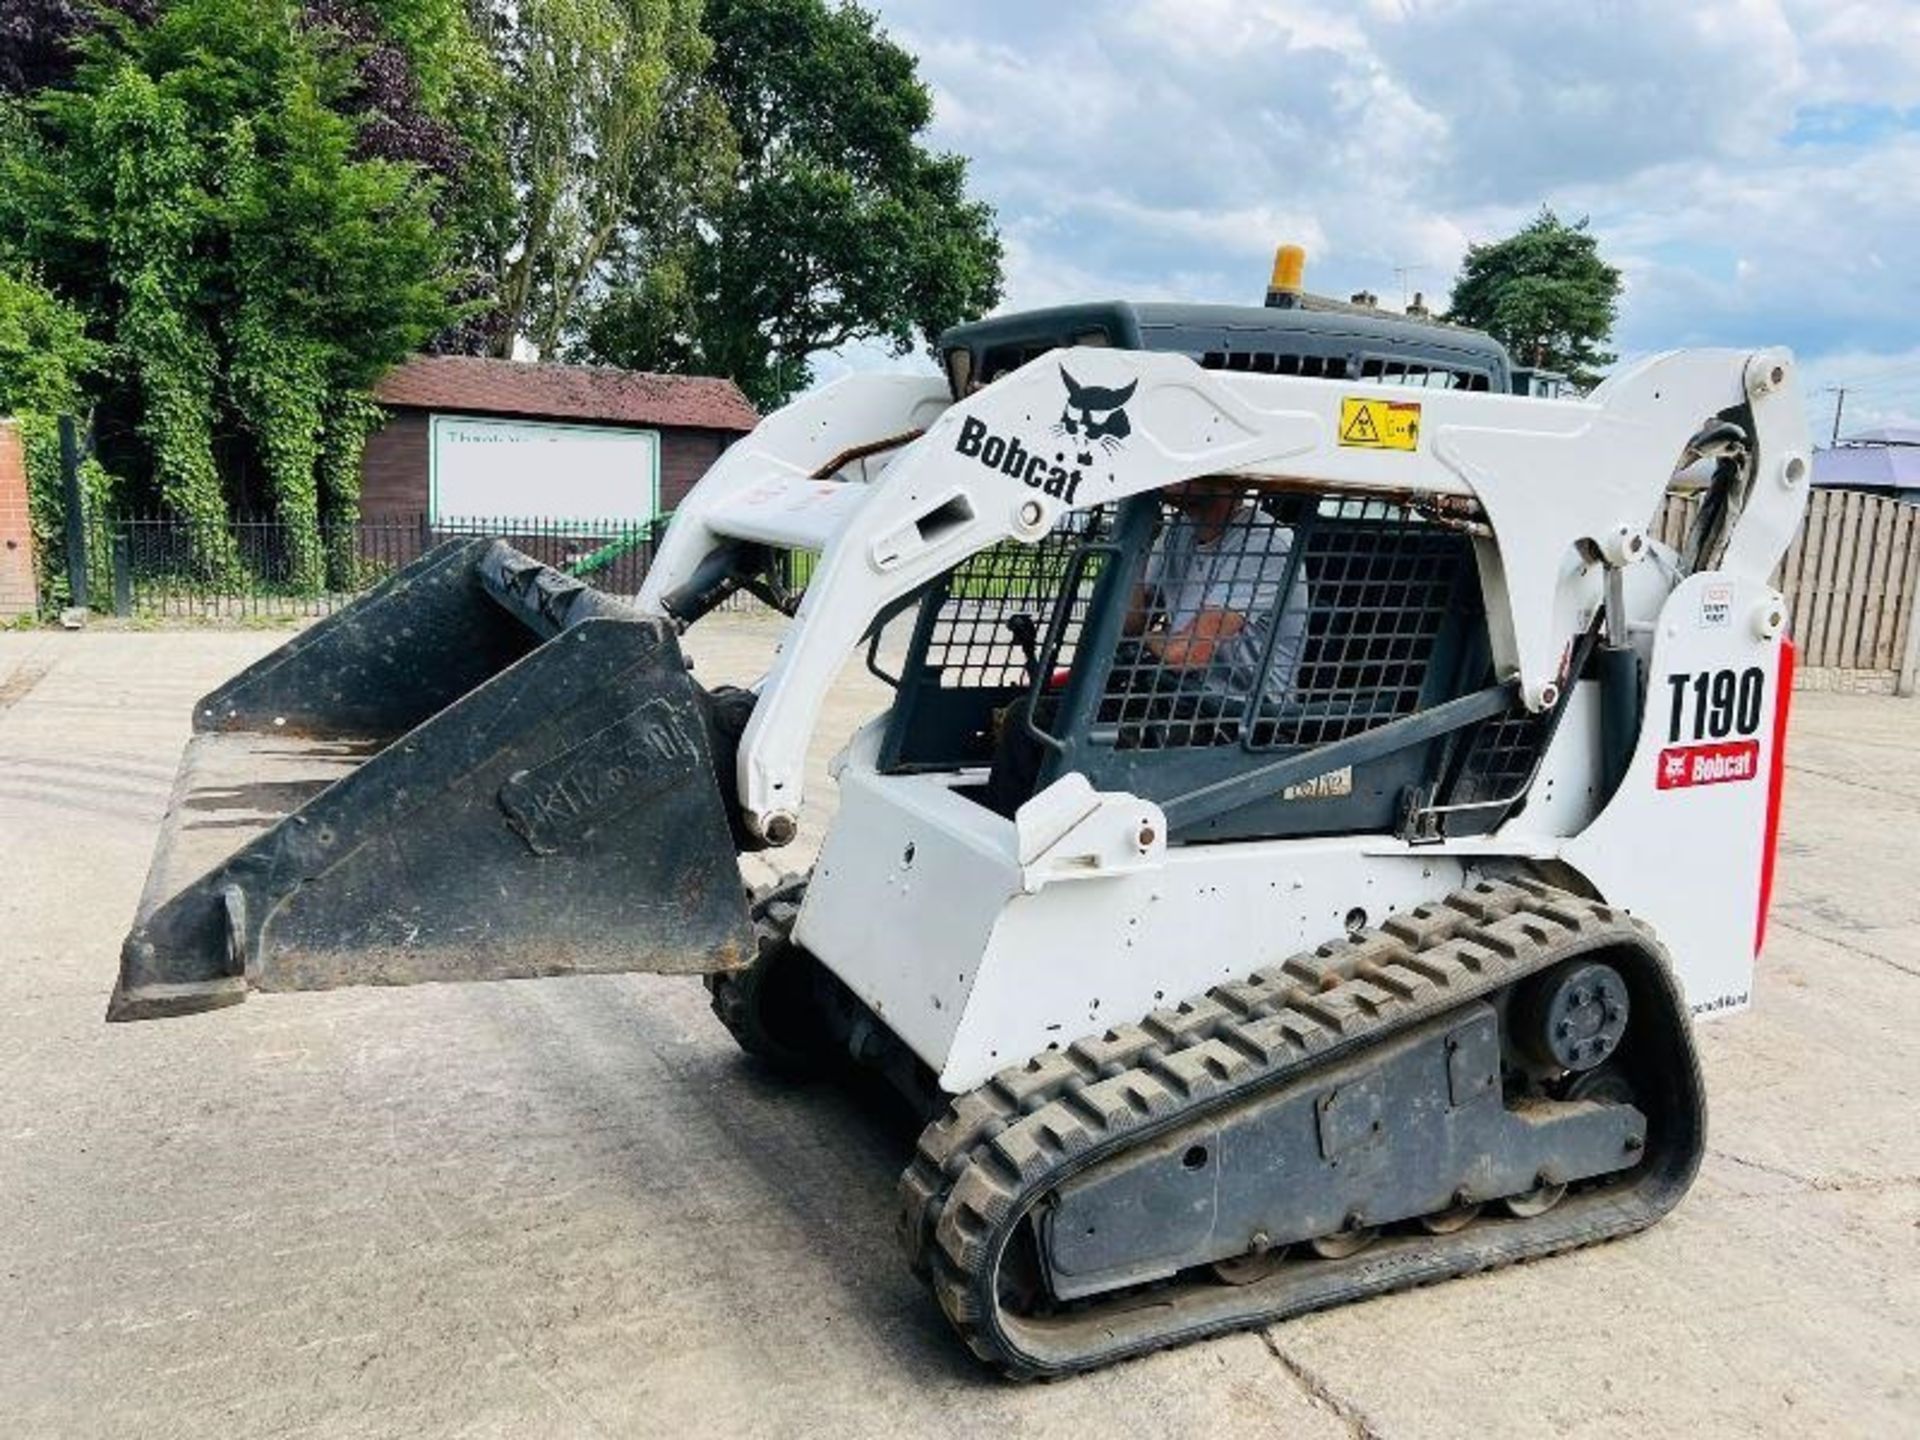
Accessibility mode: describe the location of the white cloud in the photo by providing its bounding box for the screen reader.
[1366,1,1805,202]
[864,0,1920,429]
[1787,0,1920,106]
[1797,346,1920,437]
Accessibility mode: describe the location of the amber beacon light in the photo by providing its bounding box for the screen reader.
[1265,243,1307,308]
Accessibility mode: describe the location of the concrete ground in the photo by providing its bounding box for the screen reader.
[1,615,1915,1439]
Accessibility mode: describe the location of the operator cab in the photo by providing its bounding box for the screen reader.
[899,265,1552,847]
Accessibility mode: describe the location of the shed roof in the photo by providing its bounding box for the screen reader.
[1842,424,1920,447]
[374,355,759,433]
[1815,437,1920,490]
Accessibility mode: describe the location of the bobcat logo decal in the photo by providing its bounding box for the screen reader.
[950,362,1143,506]
[1054,367,1137,464]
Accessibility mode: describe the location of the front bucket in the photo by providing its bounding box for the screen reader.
[110,539,754,1022]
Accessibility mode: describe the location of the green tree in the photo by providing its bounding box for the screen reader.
[321,0,518,357]
[0,0,462,586]
[222,54,454,585]
[0,264,109,604]
[1445,207,1622,388]
[0,266,99,416]
[26,59,237,570]
[482,0,713,358]
[579,0,1002,407]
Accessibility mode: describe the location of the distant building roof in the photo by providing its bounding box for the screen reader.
[374,355,759,433]
[1841,424,1920,447]
[1816,429,1920,491]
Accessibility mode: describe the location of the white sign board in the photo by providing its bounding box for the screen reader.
[430,415,659,524]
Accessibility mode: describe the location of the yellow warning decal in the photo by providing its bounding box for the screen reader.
[1339,397,1421,451]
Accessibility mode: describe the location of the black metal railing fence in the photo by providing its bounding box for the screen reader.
[58,512,670,620]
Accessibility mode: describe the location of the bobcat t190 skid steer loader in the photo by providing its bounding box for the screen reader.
[110,262,1809,1376]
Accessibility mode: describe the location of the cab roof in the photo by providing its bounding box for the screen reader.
[938,299,1513,394]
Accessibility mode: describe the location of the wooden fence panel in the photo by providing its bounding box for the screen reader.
[1835,491,1870,665]
[1811,490,1851,665]
[1894,512,1920,693]
[1878,502,1917,671]
[1797,495,1827,656]
[1650,487,1920,686]
[1857,494,1896,668]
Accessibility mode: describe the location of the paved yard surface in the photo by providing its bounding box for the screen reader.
[1,618,1915,1439]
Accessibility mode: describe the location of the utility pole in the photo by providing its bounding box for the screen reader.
[1829,387,1846,446]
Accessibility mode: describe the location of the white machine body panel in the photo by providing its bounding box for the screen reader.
[794,725,1021,1072]
[1563,572,1791,1019]
[941,844,1475,1092]
[796,725,1476,1093]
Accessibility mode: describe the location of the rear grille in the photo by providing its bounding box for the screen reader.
[1197,353,1494,390]
[1448,707,1556,808]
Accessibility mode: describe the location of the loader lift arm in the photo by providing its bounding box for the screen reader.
[639,346,1809,841]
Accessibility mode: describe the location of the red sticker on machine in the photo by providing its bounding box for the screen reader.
[1656,739,1761,790]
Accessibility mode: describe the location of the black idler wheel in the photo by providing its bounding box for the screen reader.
[1512,958,1631,1074]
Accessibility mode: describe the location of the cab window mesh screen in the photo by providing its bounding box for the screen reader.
[1282,507,1470,744]
[1097,493,1474,752]
[921,512,1112,689]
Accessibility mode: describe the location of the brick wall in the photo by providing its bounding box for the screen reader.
[0,421,36,618]
[358,408,737,518]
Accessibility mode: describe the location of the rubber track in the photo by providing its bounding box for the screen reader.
[706,873,809,1065]
[895,876,1699,1376]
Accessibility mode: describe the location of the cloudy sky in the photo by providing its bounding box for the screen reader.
[830,0,1920,437]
